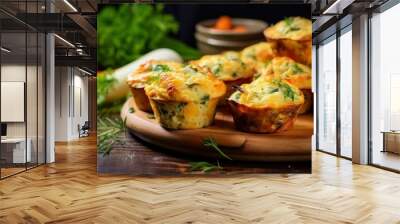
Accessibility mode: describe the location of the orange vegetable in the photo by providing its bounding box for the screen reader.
[214,16,233,30]
[232,25,247,32]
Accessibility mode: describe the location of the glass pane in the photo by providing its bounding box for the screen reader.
[339,29,352,158]
[27,30,38,169]
[371,4,400,171]
[38,33,45,165]
[317,37,337,154]
[1,30,27,177]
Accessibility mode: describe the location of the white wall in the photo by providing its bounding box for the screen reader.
[1,65,37,138]
[54,66,89,141]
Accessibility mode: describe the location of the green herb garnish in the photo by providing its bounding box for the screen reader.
[147,73,161,83]
[291,63,304,74]
[281,83,296,101]
[203,137,232,160]
[283,17,300,33]
[189,161,222,173]
[272,79,297,101]
[98,117,126,155]
[200,95,210,105]
[129,107,135,113]
[187,83,199,88]
[212,64,222,75]
[268,88,279,94]
[234,92,241,101]
[176,103,186,111]
[152,64,171,72]
[284,17,294,26]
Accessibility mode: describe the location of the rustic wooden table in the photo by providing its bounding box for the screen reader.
[97,132,311,175]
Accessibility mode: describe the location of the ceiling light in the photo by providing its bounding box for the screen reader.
[323,0,355,15]
[54,34,75,48]
[323,0,343,14]
[63,0,78,12]
[1,47,11,53]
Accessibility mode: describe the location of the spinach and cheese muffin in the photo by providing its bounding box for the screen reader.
[264,17,312,66]
[260,57,312,114]
[144,64,226,129]
[127,60,183,112]
[240,42,277,79]
[228,77,304,133]
[194,51,254,102]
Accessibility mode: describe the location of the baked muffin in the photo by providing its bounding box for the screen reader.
[264,17,312,66]
[240,42,277,79]
[193,51,254,102]
[228,77,304,133]
[127,60,183,112]
[259,57,312,114]
[144,64,226,129]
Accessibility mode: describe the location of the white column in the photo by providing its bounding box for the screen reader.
[46,32,55,163]
[45,0,55,163]
[352,14,369,164]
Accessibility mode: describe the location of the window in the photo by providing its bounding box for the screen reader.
[317,35,337,154]
[339,27,352,158]
[370,3,400,171]
[0,2,46,179]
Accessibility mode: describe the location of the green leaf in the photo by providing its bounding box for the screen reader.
[158,37,202,61]
[97,69,116,106]
[98,4,193,68]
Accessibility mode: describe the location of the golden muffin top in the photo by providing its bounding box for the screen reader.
[194,51,254,81]
[241,42,277,65]
[260,57,311,89]
[264,17,311,41]
[145,64,226,103]
[229,77,304,109]
[127,60,183,88]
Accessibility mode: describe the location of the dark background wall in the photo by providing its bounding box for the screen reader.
[164,4,310,47]
[99,4,311,47]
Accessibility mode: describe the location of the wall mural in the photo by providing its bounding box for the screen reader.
[97,4,313,175]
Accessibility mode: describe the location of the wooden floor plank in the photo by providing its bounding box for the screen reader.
[0,135,399,223]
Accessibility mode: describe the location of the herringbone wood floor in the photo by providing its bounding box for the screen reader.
[1,135,400,224]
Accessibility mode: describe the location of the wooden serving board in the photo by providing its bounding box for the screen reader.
[121,97,312,162]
